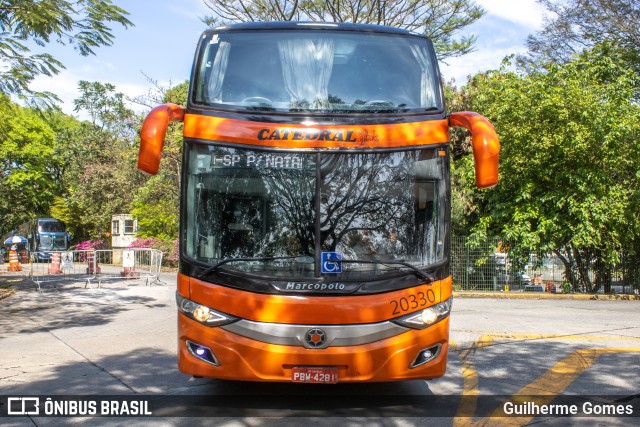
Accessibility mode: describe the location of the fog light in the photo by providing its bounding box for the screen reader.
[186,340,220,366]
[409,344,442,369]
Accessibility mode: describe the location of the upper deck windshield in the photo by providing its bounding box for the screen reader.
[184,145,448,280]
[192,29,442,113]
[38,220,66,233]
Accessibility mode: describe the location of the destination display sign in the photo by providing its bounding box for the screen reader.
[210,153,306,170]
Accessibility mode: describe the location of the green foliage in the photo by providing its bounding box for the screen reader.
[453,44,640,292]
[0,94,61,236]
[129,80,188,244]
[55,81,143,241]
[163,80,189,105]
[74,81,138,140]
[0,0,132,103]
[132,176,179,241]
[0,78,184,245]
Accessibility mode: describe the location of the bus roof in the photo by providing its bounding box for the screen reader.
[207,21,421,37]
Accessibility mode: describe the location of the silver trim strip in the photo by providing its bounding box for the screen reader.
[221,320,409,349]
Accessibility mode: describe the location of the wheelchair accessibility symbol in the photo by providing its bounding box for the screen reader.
[321,251,343,274]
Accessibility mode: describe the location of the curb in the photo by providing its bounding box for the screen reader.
[453,291,640,301]
[0,288,15,300]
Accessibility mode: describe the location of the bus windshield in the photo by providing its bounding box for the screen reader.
[37,220,68,251]
[39,220,66,233]
[184,144,447,279]
[192,30,441,113]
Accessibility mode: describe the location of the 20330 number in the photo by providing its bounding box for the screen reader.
[390,289,436,315]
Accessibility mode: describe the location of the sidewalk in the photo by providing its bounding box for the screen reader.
[2,266,637,301]
[0,267,186,398]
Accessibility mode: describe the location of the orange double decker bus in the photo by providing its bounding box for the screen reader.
[138,22,499,383]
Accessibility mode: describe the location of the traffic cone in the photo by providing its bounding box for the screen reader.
[48,252,63,274]
[7,249,22,272]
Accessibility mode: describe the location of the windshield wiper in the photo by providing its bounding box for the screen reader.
[338,259,435,283]
[197,255,310,279]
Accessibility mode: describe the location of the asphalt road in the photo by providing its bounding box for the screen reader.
[0,270,639,426]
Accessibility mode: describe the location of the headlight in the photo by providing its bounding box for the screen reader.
[392,297,452,329]
[176,293,238,326]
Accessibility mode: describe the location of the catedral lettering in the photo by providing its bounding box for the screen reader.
[138,22,499,383]
[257,128,357,142]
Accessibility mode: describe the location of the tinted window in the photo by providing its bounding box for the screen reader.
[193,30,441,114]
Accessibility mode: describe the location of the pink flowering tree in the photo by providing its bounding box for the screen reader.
[73,240,108,261]
[129,237,179,268]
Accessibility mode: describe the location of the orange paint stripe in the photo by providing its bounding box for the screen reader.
[183,114,450,149]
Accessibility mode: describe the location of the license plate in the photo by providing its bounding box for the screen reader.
[291,367,339,384]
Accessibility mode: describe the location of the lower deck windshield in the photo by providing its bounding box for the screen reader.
[37,234,68,251]
[184,144,447,279]
[37,220,68,251]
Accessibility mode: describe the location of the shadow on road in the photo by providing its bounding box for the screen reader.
[0,273,166,337]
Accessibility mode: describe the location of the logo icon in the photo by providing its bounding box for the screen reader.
[321,252,342,274]
[305,328,327,348]
[8,397,40,415]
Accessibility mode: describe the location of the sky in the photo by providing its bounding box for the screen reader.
[29,0,548,116]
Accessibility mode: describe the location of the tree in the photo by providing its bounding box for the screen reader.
[53,81,142,241]
[131,80,189,242]
[455,45,640,292]
[0,0,132,103]
[201,0,485,60]
[520,0,639,74]
[0,94,61,236]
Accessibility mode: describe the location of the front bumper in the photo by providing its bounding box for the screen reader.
[178,313,449,382]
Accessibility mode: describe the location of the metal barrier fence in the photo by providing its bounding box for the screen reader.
[29,248,163,291]
[94,248,163,287]
[451,236,639,294]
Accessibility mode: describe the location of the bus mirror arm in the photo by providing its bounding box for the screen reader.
[138,103,186,175]
[448,111,500,189]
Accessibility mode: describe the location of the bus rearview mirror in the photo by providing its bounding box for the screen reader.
[138,103,186,175]
[449,111,500,189]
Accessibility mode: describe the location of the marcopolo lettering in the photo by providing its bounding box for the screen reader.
[286,282,346,291]
[271,281,360,293]
[257,128,357,142]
